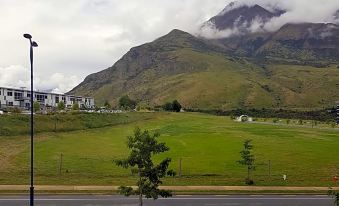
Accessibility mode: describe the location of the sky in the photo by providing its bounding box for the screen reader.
[0,0,338,93]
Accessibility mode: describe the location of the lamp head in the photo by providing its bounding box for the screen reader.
[32,41,38,47]
[23,33,32,39]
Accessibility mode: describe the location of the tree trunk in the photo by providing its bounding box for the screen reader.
[247,166,250,180]
[139,168,143,206]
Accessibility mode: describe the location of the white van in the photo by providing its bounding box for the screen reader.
[0,110,3,115]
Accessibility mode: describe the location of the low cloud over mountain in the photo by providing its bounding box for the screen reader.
[197,0,339,39]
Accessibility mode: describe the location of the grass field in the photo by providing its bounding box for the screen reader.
[0,112,338,187]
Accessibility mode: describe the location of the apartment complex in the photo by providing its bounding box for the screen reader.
[0,87,94,110]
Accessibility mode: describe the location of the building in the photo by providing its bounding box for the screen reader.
[0,87,94,110]
[336,101,339,124]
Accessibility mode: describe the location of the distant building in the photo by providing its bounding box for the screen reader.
[0,87,94,110]
[336,101,339,124]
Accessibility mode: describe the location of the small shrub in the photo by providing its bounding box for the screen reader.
[245,178,254,185]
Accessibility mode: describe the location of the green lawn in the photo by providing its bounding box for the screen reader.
[0,112,338,186]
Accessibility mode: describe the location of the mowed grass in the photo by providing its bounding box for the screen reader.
[0,112,338,186]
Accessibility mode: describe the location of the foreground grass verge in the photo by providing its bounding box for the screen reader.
[0,112,338,187]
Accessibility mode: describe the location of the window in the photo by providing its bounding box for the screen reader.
[36,94,45,102]
[14,92,23,100]
[45,95,48,99]
[8,102,13,106]
[27,93,31,98]
[55,96,59,103]
[7,91,13,96]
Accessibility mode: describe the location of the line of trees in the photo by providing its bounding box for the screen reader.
[186,108,336,122]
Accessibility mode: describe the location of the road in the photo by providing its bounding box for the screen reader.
[0,195,333,206]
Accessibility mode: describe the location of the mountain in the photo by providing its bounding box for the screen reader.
[202,2,284,32]
[69,2,339,110]
[217,23,339,64]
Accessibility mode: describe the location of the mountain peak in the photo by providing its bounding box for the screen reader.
[204,2,285,31]
[167,29,190,36]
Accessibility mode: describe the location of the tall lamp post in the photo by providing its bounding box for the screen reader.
[23,33,38,206]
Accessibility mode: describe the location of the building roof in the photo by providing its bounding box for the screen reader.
[0,86,93,99]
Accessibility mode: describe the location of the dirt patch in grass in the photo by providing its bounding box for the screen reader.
[0,135,51,170]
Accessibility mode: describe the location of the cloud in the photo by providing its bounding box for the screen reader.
[197,0,339,39]
[0,65,81,93]
[198,21,241,39]
[0,0,229,92]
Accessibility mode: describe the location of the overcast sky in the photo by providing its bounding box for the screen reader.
[0,0,338,93]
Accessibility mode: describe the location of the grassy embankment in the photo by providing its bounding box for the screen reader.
[0,112,338,187]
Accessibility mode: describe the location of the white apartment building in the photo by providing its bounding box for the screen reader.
[0,87,94,110]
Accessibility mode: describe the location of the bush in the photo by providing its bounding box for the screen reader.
[7,107,22,114]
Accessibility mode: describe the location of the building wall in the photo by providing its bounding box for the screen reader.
[0,87,95,110]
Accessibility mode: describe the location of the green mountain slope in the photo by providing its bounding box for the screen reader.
[69,29,339,110]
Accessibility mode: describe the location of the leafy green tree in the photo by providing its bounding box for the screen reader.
[72,103,79,111]
[328,188,339,206]
[172,100,182,112]
[237,139,255,185]
[57,101,65,111]
[33,101,40,112]
[104,100,111,110]
[162,102,173,111]
[119,95,136,109]
[115,128,176,206]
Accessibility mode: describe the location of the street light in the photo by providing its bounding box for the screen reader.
[23,33,38,206]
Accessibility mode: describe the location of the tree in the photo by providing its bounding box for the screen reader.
[162,102,173,111]
[172,100,182,112]
[328,188,339,206]
[57,101,65,111]
[115,128,176,206]
[72,103,79,111]
[237,139,255,185]
[33,101,40,113]
[162,100,182,112]
[104,100,111,110]
[119,95,136,110]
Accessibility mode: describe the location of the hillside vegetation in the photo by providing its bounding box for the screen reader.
[70,30,339,109]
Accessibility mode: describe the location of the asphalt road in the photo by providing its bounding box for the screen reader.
[0,195,333,206]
